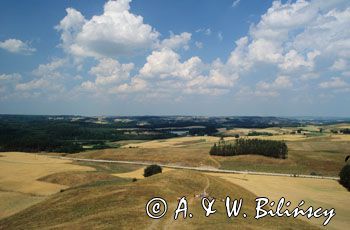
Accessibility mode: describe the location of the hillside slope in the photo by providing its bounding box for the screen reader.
[0,170,318,229]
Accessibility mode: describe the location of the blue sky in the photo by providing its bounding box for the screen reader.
[0,0,350,116]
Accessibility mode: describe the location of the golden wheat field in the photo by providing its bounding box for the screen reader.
[122,136,226,148]
[0,152,94,195]
[0,152,94,219]
[207,173,349,230]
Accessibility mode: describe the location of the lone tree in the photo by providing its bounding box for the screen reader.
[144,164,162,177]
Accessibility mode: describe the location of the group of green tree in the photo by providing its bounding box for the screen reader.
[210,138,288,159]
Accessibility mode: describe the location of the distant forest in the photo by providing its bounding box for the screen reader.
[0,116,176,153]
[0,114,347,154]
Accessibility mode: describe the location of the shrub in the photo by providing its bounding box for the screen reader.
[144,164,162,177]
[339,164,350,190]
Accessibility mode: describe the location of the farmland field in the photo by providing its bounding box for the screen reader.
[70,133,349,177]
[0,152,139,219]
[207,173,349,230]
[0,152,95,195]
[0,152,94,218]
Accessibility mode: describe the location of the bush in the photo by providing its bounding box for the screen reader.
[339,164,350,190]
[144,164,162,177]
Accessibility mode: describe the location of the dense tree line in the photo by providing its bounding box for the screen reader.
[0,120,176,153]
[189,126,218,136]
[247,131,273,136]
[210,139,288,159]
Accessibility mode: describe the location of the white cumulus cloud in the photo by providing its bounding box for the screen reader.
[319,77,348,89]
[0,39,36,55]
[88,58,134,86]
[56,0,159,58]
[159,32,191,50]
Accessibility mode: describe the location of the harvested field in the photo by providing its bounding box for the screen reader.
[122,136,224,148]
[0,152,95,219]
[0,152,94,195]
[207,173,349,230]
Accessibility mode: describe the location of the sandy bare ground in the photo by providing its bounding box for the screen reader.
[206,173,349,230]
[0,152,94,219]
